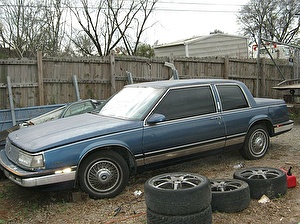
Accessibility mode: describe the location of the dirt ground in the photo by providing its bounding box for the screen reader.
[0,125,300,224]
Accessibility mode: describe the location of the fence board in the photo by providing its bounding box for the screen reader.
[0,54,296,109]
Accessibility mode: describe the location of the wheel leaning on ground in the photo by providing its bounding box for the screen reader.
[210,179,250,213]
[233,167,287,199]
[240,124,270,160]
[78,151,129,199]
[144,172,211,216]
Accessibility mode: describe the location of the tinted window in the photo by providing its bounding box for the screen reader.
[217,85,248,111]
[153,86,215,121]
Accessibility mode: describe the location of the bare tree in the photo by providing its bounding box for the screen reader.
[0,21,6,48]
[42,0,66,56]
[0,0,66,57]
[68,0,158,56]
[237,0,300,44]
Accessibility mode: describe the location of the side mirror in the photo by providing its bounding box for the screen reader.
[147,113,166,125]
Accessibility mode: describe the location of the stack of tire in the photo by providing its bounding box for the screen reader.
[210,167,287,213]
[145,167,288,221]
[144,172,212,224]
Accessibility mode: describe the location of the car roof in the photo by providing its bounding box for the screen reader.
[126,79,242,89]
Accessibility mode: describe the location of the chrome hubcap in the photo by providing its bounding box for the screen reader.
[251,130,267,155]
[87,160,120,192]
[97,169,112,184]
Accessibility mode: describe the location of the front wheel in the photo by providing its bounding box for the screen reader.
[240,124,270,160]
[78,151,129,199]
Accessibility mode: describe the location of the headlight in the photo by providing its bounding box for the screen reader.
[18,152,44,169]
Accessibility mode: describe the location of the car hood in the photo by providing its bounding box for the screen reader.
[8,113,142,152]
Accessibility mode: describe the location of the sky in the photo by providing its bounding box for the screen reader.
[144,0,250,45]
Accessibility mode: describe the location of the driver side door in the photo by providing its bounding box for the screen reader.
[142,85,226,165]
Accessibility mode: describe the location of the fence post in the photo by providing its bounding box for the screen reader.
[224,56,229,79]
[110,52,116,94]
[261,58,266,97]
[7,76,16,125]
[169,54,175,78]
[73,75,80,101]
[255,57,262,97]
[37,51,44,105]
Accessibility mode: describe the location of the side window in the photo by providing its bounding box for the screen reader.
[153,86,215,121]
[217,85,249,111]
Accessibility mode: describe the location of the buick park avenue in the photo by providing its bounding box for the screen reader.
[0,79,293,198]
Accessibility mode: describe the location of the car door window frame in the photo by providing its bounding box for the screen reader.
[216,84,250,111]
[148,85,217,122]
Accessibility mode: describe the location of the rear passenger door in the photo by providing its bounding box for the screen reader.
[142,85,226,165]
[216,84,252,147]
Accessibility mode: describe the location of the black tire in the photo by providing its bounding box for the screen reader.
[210,179,250,213]
[233,167,287,199]
[144,172,211,216]
[147,206,212,224]
[78,151,129,199]
[240,124,270,160]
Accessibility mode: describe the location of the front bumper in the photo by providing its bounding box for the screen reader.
[274,120,294,135]
[0,149,76,187]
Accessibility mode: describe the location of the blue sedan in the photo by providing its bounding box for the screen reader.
[0,79,293,198]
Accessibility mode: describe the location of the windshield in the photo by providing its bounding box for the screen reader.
[99,86,164,120]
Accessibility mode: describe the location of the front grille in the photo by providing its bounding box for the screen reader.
[5,140,20,164]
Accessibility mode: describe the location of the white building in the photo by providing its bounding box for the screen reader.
[154,33,249,59]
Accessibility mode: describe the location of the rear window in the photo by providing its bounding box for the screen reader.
[217,85,249,111]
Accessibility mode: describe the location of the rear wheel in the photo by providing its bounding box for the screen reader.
[78,151,129,199]
[240,124,269,160]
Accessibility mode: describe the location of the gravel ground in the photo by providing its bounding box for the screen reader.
[0,125,299,224]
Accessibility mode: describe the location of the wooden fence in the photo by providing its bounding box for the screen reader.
[0,52,295,109]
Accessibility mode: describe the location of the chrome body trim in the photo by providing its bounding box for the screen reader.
[4,169,76,187]
[274,120,294,134]
[225,133,246,146]
[143,139,225,165]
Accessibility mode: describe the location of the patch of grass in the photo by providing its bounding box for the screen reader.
[0,192,7,199]
[0,185,14,199]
